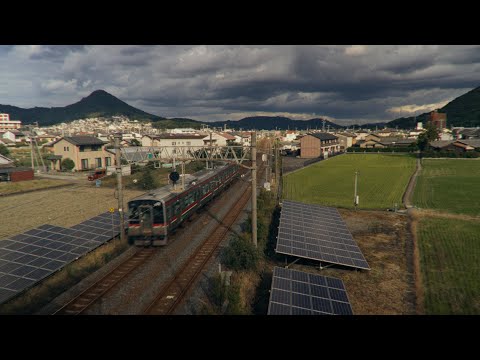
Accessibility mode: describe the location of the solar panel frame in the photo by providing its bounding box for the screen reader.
[267,267,353,315]
[275,200,370,270]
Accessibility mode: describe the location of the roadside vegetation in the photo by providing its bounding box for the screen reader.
[201,188,279,315]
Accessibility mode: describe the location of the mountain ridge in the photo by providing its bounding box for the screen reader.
[0,90,166,126]
[388,86,480,129]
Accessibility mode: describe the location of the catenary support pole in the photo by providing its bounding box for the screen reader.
[251,131,257,247]
[114,133,126,243]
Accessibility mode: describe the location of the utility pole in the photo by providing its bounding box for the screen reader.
[251,131,257,247]
[181,160,185,190]
[30,134,35,171]
[114,133,126,243]
[354,170,359,210]
[275,138,280,187]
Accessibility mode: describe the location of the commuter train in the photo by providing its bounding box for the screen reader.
[127,162,241,246]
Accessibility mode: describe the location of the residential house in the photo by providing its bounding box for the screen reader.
[283,130,299,142]
[231,132,252,146]
[203,132,236,147]
[335,133,355,150]
[439,130,454,141]
[458,128,480,139]
[169,128,198,134]
[408,130,424,139]
[429,140,455,151]
[2,130,25,143]
[354,130,370,141]
[431,139,480,152]
[0,154,14,168]
[377,128,398,137]
[50,136,112,171]
[299,133,339,158]
[141,134,161,147]
[360,137,416,148]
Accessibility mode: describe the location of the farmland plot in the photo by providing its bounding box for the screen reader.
[282,154,416,209]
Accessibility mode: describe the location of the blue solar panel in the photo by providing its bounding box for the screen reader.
[276,200,370,270]
[268,267,353,315]
[0,211,124,305]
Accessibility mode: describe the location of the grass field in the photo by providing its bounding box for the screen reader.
[416,216,480,314]
[282,154,416,209]
[413,159,480,216]
[0,179,71,196]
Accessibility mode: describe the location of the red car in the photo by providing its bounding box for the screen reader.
[88,169,106,181]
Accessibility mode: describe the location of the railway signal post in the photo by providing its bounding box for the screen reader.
[114,133,126,243]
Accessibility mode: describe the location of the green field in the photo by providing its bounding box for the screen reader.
[417,217,480,314]
[282,154,416,209]
[413,159,480,216]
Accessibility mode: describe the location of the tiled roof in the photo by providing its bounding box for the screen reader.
[308,133,338,141]
[54,136,106,146]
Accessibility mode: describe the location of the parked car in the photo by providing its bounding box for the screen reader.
[88,169,106,181]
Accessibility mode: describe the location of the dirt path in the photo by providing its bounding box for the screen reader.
[403,156,421,208]
[414,208,480,221]
[402,156,424,313]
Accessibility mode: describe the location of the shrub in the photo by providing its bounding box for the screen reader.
[222,235,259,271]
[0,144,10,157]
[61,158,75,171]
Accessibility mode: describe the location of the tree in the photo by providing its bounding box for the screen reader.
[138,167,157,190]
[417,123,439,151]
[61,158,75,171]
[0,144,10,157]
[130,139,141,146]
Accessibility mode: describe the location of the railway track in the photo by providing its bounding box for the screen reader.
[52,158,264,315]
[52,248,156,315]
[143,183,252,315]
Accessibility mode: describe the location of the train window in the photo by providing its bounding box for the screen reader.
[153,205,164,223]
[174,200,181,214]
[128,201,140,222]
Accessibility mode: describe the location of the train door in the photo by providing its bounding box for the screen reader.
[139,205,154,238]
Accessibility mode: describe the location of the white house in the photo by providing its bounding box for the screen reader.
[283,130,299,142]
[203,132,236,147]
[232,132,252,146]
[169,128,198,134]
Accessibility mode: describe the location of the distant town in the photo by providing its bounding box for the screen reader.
[1,107,479,179]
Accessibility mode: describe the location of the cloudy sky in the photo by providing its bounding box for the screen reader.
[1,45,480,125]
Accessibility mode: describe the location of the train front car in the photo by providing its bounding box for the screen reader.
[127,199,167,246]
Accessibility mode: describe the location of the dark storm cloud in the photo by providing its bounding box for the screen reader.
[28,45,86,61]
[1,45,480,124]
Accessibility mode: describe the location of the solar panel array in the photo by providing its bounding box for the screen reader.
[276,200,370,270]
[0,212,121,305]
[267,267,353,315]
